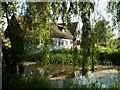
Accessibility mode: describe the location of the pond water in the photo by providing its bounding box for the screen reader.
[24,63,120,88]
[50,70,120,88]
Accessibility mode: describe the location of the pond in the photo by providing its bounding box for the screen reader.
[50,69,120,88]
[24,62,120,88]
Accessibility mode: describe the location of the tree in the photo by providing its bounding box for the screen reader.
[107,1,120,48]
[2,2,17,72]
[2,2,26,72]
[1,1,99,76]
[4,15,24,72]
[24,2,96,76]
[26,2,51,46]
[94,20,114,46]
[25,2,52,66]
[78,2,94,76]
[107,1,120,26]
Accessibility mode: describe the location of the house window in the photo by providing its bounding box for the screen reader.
[61,40,64,45]
[59,40,61,46]
[66,41,68,45]
[70,41,72,44]
[54,40,56,46]
[62,29,65,33]
[77,40,80,45]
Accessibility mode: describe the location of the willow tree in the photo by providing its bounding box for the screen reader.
[107,1,120,48]
[25,2,52,66]
[26,2,51,45]
[50,1,95,76]
[107,1,119,26]
[78,2,94,75]
[94,20,114,46]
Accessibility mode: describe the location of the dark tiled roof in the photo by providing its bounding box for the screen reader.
[67,22,78,36]
[51,24,73,39]
[51,22,78,39]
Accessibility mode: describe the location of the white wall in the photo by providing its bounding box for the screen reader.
[113,22,120,39]
[118,22,120,38]
[49,38,73,50]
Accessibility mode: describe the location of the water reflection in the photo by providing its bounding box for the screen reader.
[50,70,120,88]
[73,73,119,88]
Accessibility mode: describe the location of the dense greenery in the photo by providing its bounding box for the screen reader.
[25,49,81,65]
[93,20,114,46]
[2,1,119,73]
[98,47,120,66]
[25,47,120,66]
[1,1,120,89]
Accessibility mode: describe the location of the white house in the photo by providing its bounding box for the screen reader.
[48,22,81,50]
[4,15,82,51]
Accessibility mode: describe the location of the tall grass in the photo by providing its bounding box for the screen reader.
[2,71,50,89]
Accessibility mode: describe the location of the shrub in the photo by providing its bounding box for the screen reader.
[50,53,73,64]
[25,49,50,62]
[108,50,120,66]
[97,46,120,66]
[25,48,83,65]
[25,52,42,62]
[50,48,73,54]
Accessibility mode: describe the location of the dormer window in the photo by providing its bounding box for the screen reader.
[62,28,65,33]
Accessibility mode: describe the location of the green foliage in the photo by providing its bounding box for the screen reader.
[50,53,73,65]
[97,47,120,66]
[2,1,119,79]
[94,20,114,46]
[1,2,29,72]
[107,38,119,49]
[25,52,42,62]
[2,2,18,25]
[110,80,120,88]
[25,48,50,63]
[50,49,83,65]
[50,48,73,54]
[107,1,119,25]
[26,2,51,47]
[2,15,25,72]
[72,47,82,65]
[78,2,94,76]
[107,50,120,66]
[1,30,11,48]
[50,2,72,24]
[25,48,83,65]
